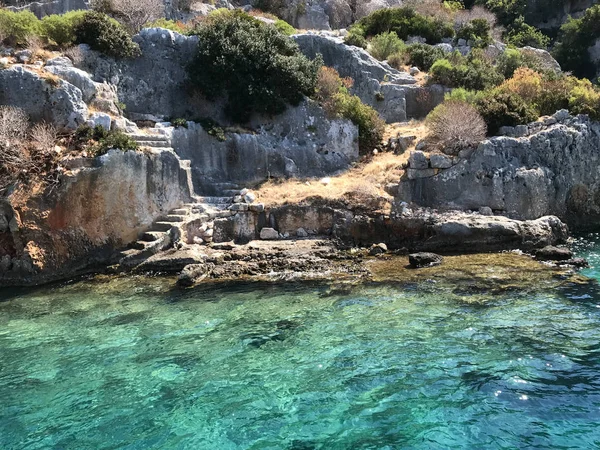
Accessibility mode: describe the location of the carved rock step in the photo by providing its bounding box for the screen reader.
[136,140,172,148]
[140,231,164,242]
[152,221,182,232]
[127,134,170,142]
[158,214,187,223]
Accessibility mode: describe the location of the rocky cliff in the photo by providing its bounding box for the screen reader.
[397,110,600,229]
[0,149,194,285]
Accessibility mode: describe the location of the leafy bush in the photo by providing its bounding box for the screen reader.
[475,90,537,135]
[553,6,600,80]
[504,16,549,49]
[145,18,189,34]
[274,19,296,36]
[344,27,367,48]
[41,11,86,47]
[456,18,492,48]
[187,10,320,122]
[171,118,188,128]
[387,52,407,70]
[313,67,384,154]
[74,124,138,155]
[356,7,454,44]
[405,43,446,71]
[497,67,543,103]
[368,31,405,61]
[198,118,226,141]
[429,51,503,90]
[0,10,40,47]
[426,99,487,152]
[74,11,140,59]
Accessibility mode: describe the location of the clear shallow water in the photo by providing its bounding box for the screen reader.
[2,250,600,449]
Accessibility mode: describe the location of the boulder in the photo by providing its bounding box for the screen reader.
[44,64,97,102]
[297,227,309,238]
[429,153,452,169]
[0,65,87,129]
[87,112,112,130]
[535,246,573,261]
[369,243,388,255]
[409,252,443,268]
[408,151,429,169]
[260,227,280,240]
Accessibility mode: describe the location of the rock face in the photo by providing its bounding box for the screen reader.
[5,0,87,18]
[79,29,206,121]
[0,65,88,129]
[398,112,600,228]
[293,33,446,122]
[0,149,194,286]
[170,100,359,193]
[212,202,568,252]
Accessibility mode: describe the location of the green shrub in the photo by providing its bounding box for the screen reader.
[72,125,138,155]
[74,11,140,59]
[187,10,320,122]
[553,6,600,80]
[41,11,86,47]
[274,19,296,36]
[475,90,538,135]
[430,51,503,90]
[0,10,40,47]
[145,18,189,34]
[405,43,446,71]
[368,31,405,61]
[333,93,385,154]
[504,16,549,49]
[313,66,384,154]
[344,27,367,48]
[198,118,226,141]
[456,18,493,48]
[356,7,454,44]
[171,118,188,128]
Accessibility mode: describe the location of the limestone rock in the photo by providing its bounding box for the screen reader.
[260,227,280,240]
[0,65,87,129]
[44,64,97,102]
[429,153,452,169]
[408,151,429,169]
[479,207,493,216]
[87,112,111,130]
[535,246,573,261]
[409,252,443,268]
[369,243,388,255]
[297,227,309,238]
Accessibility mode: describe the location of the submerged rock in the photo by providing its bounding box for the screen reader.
[409,252,443,268]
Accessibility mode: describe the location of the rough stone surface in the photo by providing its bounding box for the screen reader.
[369,243,388,255]
[171,100,359,194]
[429,153,452,169]
[0,65,87,129]
[535,245,573,261]
[409,151,429,169]
[260,227,280,240]
[397,116,600,228]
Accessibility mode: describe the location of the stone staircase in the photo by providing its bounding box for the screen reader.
[115,128,250,269]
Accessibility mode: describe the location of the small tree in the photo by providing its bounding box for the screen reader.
[74,11,140,58]
[187,10,320,122]
[92,0,164,33]
[426,100,487,153]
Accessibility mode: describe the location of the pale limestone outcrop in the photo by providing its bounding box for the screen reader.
[170,100,360,194]
[397,111,600,228]
[0,65,88,129]
[293,33,446,122]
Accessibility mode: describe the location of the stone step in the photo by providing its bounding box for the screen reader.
[194,196,233,204]
[128,134,170,142]
[136,140,172,148]
[152,221,180,232]
[169,208,190,215]
[158,214,186,223]
[140,231,164,242]
[222,189,241,196]
[130,240,154,250]
[120,233,171,268]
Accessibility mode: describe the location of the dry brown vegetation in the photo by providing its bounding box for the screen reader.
[255,121,429,207]
[425,100,487,153]
[92,0,164,32]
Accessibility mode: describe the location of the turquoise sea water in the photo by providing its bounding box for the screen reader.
[2,243,600,449]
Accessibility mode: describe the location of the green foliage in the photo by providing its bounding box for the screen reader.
[356,7,454,44]
[198,118,226,141]
[187,10,320,122]
[504,16,549,48]
[553,6,600,80]
[171,118,188,128]
[0,10,40,47]
[474,90,538,135]
[312,67,384,154]
[496,47,543,78]
[456,18,493,48]
[73,125,138,155]
[368,31,405,61]
[274,19,296,36]
[40,11,86,47]
[429,51,503,90]
[145,18,188,34]
[333,93,385,154]
[344,27,367,48]
[74,11,140,59]
[405,43,446,71]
